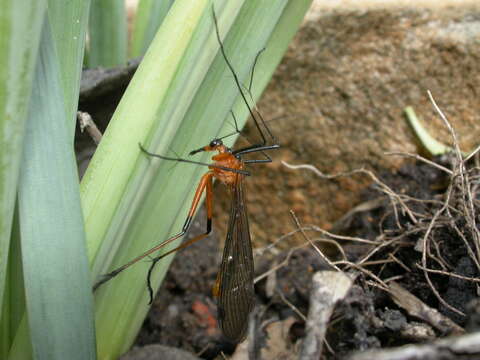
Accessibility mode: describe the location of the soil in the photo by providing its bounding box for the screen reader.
[125,154,480,359]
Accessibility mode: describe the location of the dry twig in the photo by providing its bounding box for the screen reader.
[388,281,464,335]
[346,331,480,360]
[299,271,354,360]
[77,111,102,145]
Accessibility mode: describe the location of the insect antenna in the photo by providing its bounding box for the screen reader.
[248,47,266,92]
[212,7,276,147]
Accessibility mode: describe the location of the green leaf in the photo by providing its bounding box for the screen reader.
[84,1,245,357]
[405,106,452,156]
[130,0,174,57]
[87,0,127,67]
[47,0,91,135]
[0,0,46,334]
[0,209,25,359]
[8,318,32,360]
[15,19,96,360]
[83,0,312,358]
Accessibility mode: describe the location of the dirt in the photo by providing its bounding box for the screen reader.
[125,153,480,359]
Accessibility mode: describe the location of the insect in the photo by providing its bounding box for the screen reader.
[93,8,279,342]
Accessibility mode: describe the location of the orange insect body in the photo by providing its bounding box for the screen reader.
[207,144,244,186]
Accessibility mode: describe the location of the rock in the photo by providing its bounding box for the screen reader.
[213,1,480,248]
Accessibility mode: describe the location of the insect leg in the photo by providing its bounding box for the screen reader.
[145,172,214,303]
[93,172,214,293]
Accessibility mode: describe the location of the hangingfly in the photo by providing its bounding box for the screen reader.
[93,7,279,342]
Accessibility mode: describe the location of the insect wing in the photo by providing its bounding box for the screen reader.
[216,175,254,342]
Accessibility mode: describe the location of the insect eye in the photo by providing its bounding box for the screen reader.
[210,139,222,147]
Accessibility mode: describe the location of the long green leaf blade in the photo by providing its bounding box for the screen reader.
[87,0,127,67]
[0,0,46,333]
[85,1,242,357]
[7,318,32,360]
[47,0,92,135]
[130,0,174,57]
[0,209,25,359]
[16,19,96,360]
